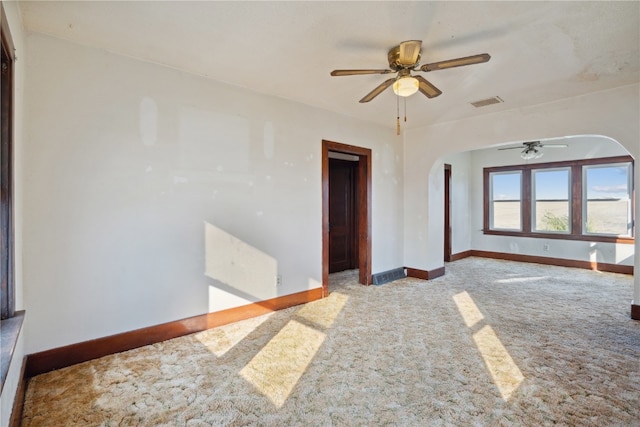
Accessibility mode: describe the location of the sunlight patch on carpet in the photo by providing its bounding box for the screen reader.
[494,276,547,284]
[240,320,325,407]
[195,313,273,357]
[296,291,349,328]
[453,291,524,401]
[453,291,484,327]
[473,325,525,401]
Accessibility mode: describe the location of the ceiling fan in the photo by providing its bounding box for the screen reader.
[330,40,491,103]
[498,141,568,160]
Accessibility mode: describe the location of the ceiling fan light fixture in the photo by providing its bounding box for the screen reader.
[521,148,543,160]
[393,76,419,97]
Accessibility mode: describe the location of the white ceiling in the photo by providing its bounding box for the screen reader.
[18,1,640,130]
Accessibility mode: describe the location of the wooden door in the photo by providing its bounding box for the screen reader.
[329,158,358,273]
[444,164,452,262]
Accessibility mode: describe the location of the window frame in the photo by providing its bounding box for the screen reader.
[483,156,634,244]
[0,2,23,396]
[1,3,15,321]
[531,167,571,234]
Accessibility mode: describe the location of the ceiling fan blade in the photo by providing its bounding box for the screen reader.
[420,53,491,72]
[540,144,568,148]
[398,40,422,65]
[497,146,524,150]
[331,69,393,76]
[359,78,395,103]
[414,75,442,98]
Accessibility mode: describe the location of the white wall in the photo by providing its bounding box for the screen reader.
[22,33,403,354]
[404,84,639,274]
[1,2,26,426]
[440,151,472,255]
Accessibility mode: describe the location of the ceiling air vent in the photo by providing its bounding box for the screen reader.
[470,96,503,108]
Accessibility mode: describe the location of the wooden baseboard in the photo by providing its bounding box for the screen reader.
[405,266,446,280]
[468,250,633,275]
[9,357,26,427]
[449,250,472,262]
[428,266,446,279]
[405,267,428,280]
[632,304,640,321]
[25,288,323,378]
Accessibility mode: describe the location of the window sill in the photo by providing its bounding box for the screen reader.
[483,230,634,244]
[1,310,25,394]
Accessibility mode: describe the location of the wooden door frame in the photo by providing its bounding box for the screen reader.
[322,140,372,296]
[444,164,452,262]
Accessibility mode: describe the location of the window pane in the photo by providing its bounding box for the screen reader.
[491,172,521,230]
[533,169,570,233]
[584,164,632,236]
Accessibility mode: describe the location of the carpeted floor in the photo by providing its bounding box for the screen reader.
[22,257,640,426]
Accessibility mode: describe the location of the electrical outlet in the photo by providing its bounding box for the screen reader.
[543,243,550,251]
[276,275,282,287]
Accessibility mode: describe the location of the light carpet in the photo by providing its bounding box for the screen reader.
[22,257,640,426]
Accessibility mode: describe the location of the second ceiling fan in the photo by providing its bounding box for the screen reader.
[498,141,568,160]
[330,40,491,103]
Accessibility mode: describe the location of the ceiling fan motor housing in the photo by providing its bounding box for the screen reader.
[388,45,420,70]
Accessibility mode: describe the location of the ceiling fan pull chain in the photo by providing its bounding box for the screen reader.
[404,97,407,122]
[396,95,401,135]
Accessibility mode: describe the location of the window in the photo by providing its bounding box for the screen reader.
[484,156,634,243]
[1,6,14,320]
[489,171,521,230]
[1,3,22,394]
[584,163,633,236]
[533,168,570,233]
